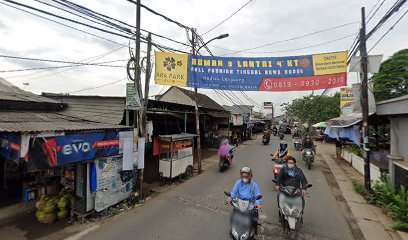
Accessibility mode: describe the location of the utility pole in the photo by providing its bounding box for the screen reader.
[134,0,144,198]
[360,7,371,191]
[192,29,202,174]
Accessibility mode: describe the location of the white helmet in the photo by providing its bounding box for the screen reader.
[240,166,252,176]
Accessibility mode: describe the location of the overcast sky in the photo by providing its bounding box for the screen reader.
[0,0,407,114]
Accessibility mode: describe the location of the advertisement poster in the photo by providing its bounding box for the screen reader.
[263,102,273,116]
[0,133,21,165]
[155,51,347,92]
[340,88,354,116]
[56,132,120,166]
[27,137,57,172]
[94,155,133,212]
[125,83,140,110]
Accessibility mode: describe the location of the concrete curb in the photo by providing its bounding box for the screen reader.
[321,152,399,240]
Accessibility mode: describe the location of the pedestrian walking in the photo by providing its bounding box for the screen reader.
[335,139,342,159]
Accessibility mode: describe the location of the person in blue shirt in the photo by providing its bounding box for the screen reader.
[227,167,262,223]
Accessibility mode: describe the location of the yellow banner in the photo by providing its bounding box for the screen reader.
[340,87,354,116]
[312,51,348,75]
[154,52,188,87]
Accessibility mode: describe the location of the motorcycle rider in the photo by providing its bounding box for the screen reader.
[293,129,301,139]
[272,141,291,160]
[218,139,232,165]
[227,167,262,224]
[301,135,316,159]
[274,157,309,210]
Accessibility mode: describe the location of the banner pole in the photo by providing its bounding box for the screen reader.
[192,29,202,174]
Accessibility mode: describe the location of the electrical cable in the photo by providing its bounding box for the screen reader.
[126,0,191,30]
[202,0,254,35]
[66,77,127,94]
[215,22,359,55]
[0,55,126,67]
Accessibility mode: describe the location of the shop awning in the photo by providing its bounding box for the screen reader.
[312,122,327,128]
[325,112,375,128]
[158,133,198,141]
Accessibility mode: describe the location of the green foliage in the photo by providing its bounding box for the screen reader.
[344,145,363,157]
[372,49,408,102]
[282,92,340,125]
[372,178,408,232]
[372,178,395,206]
[353,181,367,196]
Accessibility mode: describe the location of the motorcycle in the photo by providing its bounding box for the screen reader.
[262,134,270,145]
[219,148,235,172]
[272,157,286,178]
[272,179,313,231]
[224,191,262,240]
[293,137,301,151]
[278,131,284,140]
[302,147,315,170]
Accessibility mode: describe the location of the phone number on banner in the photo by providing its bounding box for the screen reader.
[259,73,346,92]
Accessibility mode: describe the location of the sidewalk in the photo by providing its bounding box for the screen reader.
[317,141,407,240]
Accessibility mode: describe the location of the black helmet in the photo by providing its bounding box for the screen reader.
[280,141,287,149]
[240,166,252,176]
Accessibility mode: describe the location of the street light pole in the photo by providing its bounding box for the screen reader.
[191,31,229,174]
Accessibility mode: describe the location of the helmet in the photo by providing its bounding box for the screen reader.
[305,135,311,140]
[280,141,287,149]
[240,167,252,176]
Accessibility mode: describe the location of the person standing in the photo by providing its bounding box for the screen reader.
[335,139,343,159]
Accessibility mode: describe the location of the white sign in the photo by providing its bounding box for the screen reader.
[349,55,383,73]
[94,155,133,212]
[137,137,145,169]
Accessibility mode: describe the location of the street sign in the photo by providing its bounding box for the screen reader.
[126,83,140,109]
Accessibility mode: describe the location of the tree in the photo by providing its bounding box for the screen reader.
[372,49,408,102]
[282,93,340,125]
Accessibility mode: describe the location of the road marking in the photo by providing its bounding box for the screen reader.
[64,224,100,240]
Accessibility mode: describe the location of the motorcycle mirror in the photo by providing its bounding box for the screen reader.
[272,179,277,184]
[255,195,262,200]
[306,184,313,188]
[224,191,231,197]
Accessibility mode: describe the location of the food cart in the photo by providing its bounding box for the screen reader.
[158,133,197,179]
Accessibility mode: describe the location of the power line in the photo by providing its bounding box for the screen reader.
[66,77,127,94]
[216,22,359,55]
[126,0,191,30]
[202,0,254,35]
[0,59,126,73]
[2,0,135,40]
[0,55,126,67]
[367,0,387,23]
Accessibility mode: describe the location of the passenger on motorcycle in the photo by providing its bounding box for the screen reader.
[272,141,291,160]
[274,157,309,209]
[218,139,232,165]
[227,167,262,223]
[293,130,301,139]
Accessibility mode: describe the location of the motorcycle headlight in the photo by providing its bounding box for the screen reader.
[231,227,239,239]
[282,206,291,215]
[240,231,249,240]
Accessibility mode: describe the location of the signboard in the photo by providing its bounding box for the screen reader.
[126,83,140,109]
[94,155,133,212]
[155,51,347,91]
[340,88,354,116]
[263,102,273,116]
[231,114,244,126]
[0,133,21,165]
[56,132,120,165]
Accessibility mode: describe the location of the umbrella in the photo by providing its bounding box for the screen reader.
[312,122,327,128]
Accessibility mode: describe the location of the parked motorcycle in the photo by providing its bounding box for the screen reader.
[293,137,301,151]
[219,148,235,172]
[272,179,313,232]
[272,157,286,178]
[302,147,315,170]
[224,191,262,240]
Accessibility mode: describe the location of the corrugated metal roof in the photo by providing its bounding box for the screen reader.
[163,87,226,111]
[0,111,129,132]
[0,78,60,104]
[42,93,125,125]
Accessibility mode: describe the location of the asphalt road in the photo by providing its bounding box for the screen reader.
[79,135,356,240]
